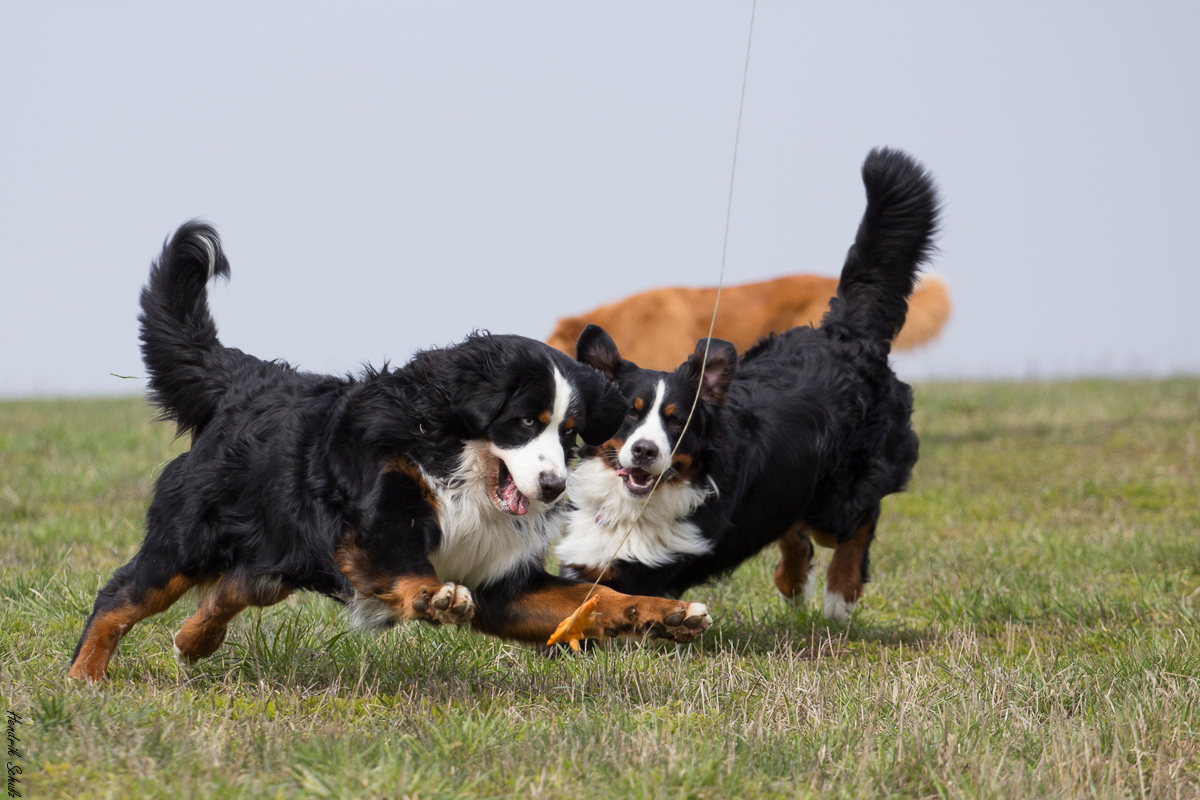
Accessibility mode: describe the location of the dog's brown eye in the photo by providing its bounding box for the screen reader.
[627,408,639,419]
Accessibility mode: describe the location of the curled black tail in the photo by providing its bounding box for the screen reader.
[138,221,233,437]
[824,147,940,345]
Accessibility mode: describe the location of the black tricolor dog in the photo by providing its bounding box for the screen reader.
[68,224,710,681]
[557,147,939,622]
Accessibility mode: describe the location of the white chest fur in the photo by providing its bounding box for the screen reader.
[425,443,559,588]
[555,457,713,569]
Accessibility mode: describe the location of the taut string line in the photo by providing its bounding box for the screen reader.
[548,0,758,647]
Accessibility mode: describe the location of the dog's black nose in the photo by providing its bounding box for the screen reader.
[538,471,567,503]
[631,439,659,464]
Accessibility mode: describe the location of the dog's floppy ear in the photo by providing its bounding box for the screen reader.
[569,361,627,445]
[453,383,508,439]
[575,324,627,382]
[679,338,738,406]
[446,333,517,439]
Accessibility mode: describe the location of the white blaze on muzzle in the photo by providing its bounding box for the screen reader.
[490,368,573,506]
[619,379,672,475]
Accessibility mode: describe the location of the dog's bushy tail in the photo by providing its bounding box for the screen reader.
[139,221,235,437]
[823,147,940,346]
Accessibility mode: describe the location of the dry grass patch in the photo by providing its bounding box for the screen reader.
[2,379,1198,798]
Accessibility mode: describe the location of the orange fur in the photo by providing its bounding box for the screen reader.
[548,274,951,371]
[174,577,292,662]
[67,575,194,682]
[824,523,874,606]
[773,524,872,606]
[498,583,692,644]
[772,525,813,600]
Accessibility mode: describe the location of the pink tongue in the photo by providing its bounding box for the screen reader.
[503,482,529,515]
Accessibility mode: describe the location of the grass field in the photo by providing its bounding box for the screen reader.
[2,379,1199,799]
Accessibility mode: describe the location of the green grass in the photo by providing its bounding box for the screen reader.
[2,379,1199,799]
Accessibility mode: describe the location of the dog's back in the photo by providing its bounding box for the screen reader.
[547,272,949,372]
[70,223,714,682]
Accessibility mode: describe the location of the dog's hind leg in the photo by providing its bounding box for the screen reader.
[173,575,293,663]
[68,563,195,682]
[773,524,815,602]
[823,521,876,623]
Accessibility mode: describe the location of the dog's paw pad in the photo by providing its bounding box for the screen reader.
[654,601,711,643]
[431,582,474,624]
[683,603,709,629]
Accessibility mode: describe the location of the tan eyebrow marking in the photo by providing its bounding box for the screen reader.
[663,403,677,417]
[538,409,551,425]
[633,397,644,412]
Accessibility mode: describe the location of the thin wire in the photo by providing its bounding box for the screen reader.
[556,0,758,636]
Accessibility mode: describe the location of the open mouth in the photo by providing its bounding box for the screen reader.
[493,460,530,516]
[616,467,659,496]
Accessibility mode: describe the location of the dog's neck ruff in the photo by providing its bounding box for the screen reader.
[556,457,712,569]
[427,441,560,588]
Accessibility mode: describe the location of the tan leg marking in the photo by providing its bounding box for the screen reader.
[68,575,194,682]
[383,456,439,516]
[808,528,840,550]
[493,584,711,646]
[173,577,293,663]
[335,542,472,625]
[774,524,815,600]
[824,523,874,622]
[381,575,473,624]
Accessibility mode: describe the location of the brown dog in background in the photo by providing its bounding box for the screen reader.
[548,273,950,370]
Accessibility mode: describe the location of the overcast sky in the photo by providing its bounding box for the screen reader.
[2,0,1197,397]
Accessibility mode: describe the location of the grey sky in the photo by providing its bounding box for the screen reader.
[2,1,1197,397]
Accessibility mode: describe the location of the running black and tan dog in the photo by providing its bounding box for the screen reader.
[556,148,939,622]
[68,223,710,681]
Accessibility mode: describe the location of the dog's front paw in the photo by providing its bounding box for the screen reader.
[648,601,711,643]
[414,582,474,625]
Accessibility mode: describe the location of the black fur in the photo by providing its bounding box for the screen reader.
[565,147,939,600]
[70,221,631,678]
